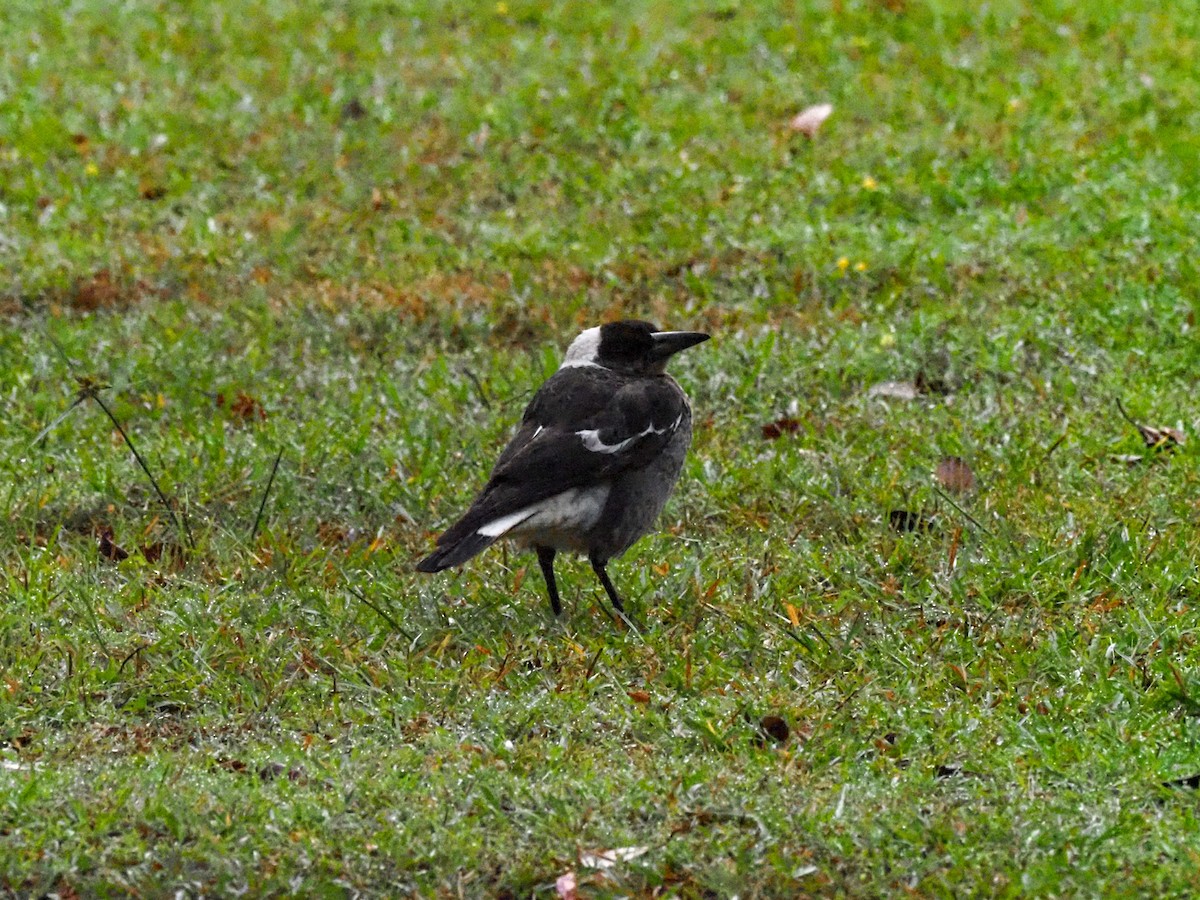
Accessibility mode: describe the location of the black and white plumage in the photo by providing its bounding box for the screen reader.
[417,320,710,617]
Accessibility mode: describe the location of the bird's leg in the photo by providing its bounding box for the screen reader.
[589,556,642,633]
[535,545,562,616]
[588,556,625,614]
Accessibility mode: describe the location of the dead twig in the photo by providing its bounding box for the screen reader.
[249,448,284,542]
[83,381,195,551]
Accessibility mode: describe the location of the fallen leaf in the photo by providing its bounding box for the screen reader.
[1137,423,1186,450]
[555,871,578,900]
[761,417,801,439]
[340,97,367,121]
[758,715,790,744]
[789,103,833,137]
[580,846,650,869]
[1117,399,1185,451]
[888,509,936,533]
[935,456,976,493]
[97,525,129,562]
[258,762,286,782]
[868,381,919,401]
[316,521,349,546]
[627,690,651,704]
[73,269,122,311]
[229,392,267,422]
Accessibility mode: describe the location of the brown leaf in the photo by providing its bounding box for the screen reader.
[1138,423,1186,450]
[789,103,833,137]
[340,97,367,121]
[97,525,129,562]
[935,456,976,493]
[228,392,266,422]
[216,757,248,774]
[761,417,801,439]
[1117,399,1185,451]
[627,690,651,704]
[73,269,122,311]
[139,183,166,200]
[758,714,790,744]
[317,521,349,546]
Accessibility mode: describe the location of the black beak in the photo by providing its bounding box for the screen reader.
[650,330,710,361]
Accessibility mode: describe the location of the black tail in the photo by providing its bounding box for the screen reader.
[415,531,498,573]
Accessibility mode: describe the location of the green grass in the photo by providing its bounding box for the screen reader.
[4,0,1200,895]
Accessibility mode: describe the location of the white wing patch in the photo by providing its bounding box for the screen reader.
[576,414,681,455]
[475,486,611,543]
[477,508,537,538]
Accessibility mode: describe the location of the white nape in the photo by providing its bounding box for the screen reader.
[559,327,603,369]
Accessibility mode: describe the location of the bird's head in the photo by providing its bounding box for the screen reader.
[561,320,710,375]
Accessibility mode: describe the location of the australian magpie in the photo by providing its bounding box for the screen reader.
[416,320,710,617]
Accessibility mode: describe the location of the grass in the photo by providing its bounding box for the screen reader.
[3,0,1200,895]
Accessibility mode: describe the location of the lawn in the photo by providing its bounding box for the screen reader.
[3,0,1200,895]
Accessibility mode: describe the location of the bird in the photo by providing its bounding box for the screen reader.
[417,320,710,618]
